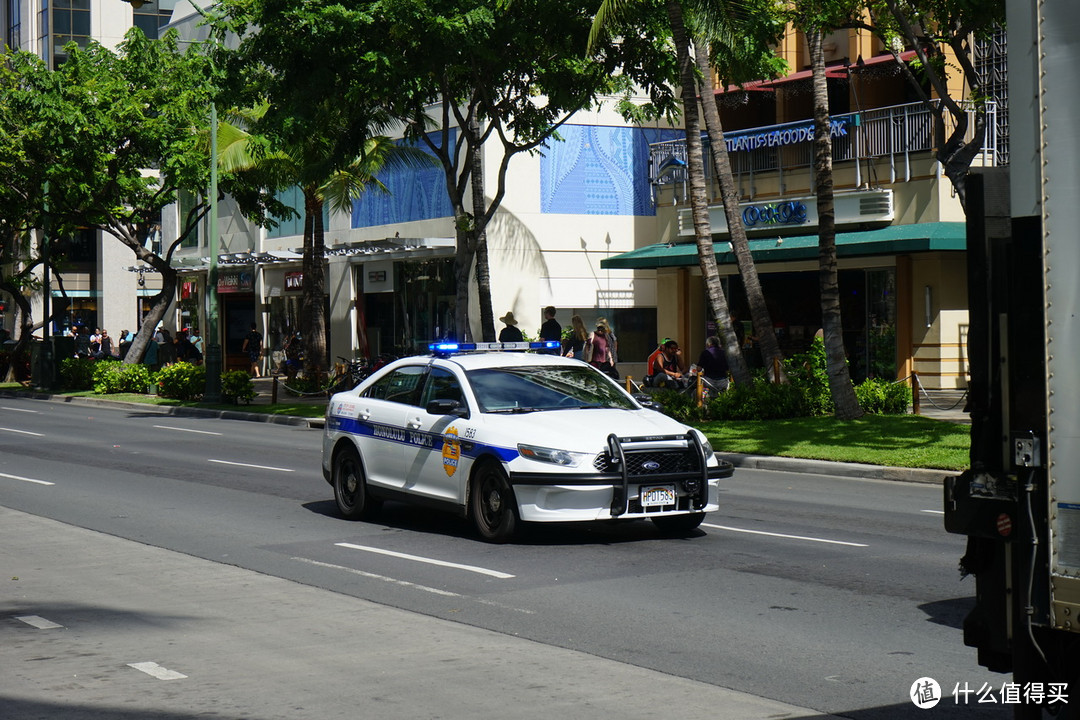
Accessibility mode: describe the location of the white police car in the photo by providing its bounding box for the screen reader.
[322,341,733,542]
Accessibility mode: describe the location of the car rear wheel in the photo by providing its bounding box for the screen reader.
[652,512,705,536]
[333,445,381,520]
[470,462,518,543]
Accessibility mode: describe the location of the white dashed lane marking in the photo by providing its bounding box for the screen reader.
[128,662,187,680]
[0,472,54,486]
[16,615,63,629]
[0,427,43,436]
[335,542,516,578]
[703,523,869,547]
[208,459,294,472]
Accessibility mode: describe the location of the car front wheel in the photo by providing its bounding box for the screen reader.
[470,461,518,543]
[333,445,381,520]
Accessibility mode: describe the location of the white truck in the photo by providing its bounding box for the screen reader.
[944,0,1080,715]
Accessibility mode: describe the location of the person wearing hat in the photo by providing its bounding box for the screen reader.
[498,311,524,343]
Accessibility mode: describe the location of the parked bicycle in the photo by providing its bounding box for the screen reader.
[326,354,396,396]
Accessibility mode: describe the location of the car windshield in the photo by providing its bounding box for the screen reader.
[467,365,638,413]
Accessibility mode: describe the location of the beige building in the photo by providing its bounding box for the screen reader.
[603,26,1004,390]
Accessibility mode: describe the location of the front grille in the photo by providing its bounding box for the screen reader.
[593,449,700,476]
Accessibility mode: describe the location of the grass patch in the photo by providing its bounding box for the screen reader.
[696,414,970,470]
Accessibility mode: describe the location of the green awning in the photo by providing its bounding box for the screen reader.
[600,221,966,269]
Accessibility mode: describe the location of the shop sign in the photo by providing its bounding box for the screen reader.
[285,271,303,291]
[742,201,809,228]
[218,270,254,294]
[725,118,849,153]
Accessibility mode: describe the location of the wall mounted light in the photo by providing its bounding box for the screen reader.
[924,285,933,328]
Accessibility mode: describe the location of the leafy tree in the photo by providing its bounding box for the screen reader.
[219,0,674,342]
[0,30,283,366]
[216,105,435,375]
[861,0,1006,210]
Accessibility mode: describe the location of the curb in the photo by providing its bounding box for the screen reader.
[716,452,954,485]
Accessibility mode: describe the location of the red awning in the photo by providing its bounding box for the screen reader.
[717,50,917,95]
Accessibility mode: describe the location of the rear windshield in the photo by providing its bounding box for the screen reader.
[466,365,636,413]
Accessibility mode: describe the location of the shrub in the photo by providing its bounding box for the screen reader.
[708,379,809,420]
[221,370,256,405]
[856,377,912,414]
[59,357,96,391]
[93,361,153,394]
[156,362,206,401]
[650,389,703,423]
[785,337,831,416]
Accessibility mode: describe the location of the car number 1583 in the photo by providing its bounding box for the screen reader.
[640,485,676,507]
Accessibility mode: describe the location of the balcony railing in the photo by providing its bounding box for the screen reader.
[649,100,1000,202]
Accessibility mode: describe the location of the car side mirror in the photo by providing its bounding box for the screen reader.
[426,398,468,417]
[633,393,662,410]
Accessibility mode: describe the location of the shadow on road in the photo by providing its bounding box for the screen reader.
[918,596,975,630]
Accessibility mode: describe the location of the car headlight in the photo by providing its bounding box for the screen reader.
[693,430,714,458]
[517,443,588,467]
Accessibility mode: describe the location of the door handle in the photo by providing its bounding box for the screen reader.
[359,410,370,421]
[407,418,422,429]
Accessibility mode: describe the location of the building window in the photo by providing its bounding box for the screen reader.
[41,0,92,68]
[7,0,22,51]
[133,0,177,39]
[178,189,200,248]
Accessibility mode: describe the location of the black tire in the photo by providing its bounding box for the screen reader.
[652,512,705,536]
[470,462,518,543]
[333,445,381,520]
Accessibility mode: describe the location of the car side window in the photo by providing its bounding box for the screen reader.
[420,367,465,411]
[365,366,426,406]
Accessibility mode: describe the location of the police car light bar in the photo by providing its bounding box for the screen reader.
[429,340,561,354]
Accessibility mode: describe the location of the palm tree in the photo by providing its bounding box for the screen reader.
[217,108,434,377]
[805,22,863,419]
[692,28,787,380]
[664,1,750,384]
[592,0,785,384]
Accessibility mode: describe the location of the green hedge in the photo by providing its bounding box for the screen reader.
[59,357,97,390]
[648,338,913,423]
[93,360,153,394]
[221,370,256,405]
[156,362,206,401]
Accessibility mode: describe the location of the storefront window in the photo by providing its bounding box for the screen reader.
[357,258,455,358]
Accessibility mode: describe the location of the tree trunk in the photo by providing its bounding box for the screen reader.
[2,283,34,382]
[808,27,862,419]
[693,39,786,382]
[668,0,750,385]
[469,131,496,343]
[123,272,176,365]
[302,189,328,377]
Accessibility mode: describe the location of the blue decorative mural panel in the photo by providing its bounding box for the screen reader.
[352,130,455,228]
[540,125,683,216]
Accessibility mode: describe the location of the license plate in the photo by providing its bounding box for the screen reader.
[640,484,676,507]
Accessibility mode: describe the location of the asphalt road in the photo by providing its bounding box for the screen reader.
[0,396,1009,719]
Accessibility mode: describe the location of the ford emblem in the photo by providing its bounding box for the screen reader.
[642,461,661,471]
